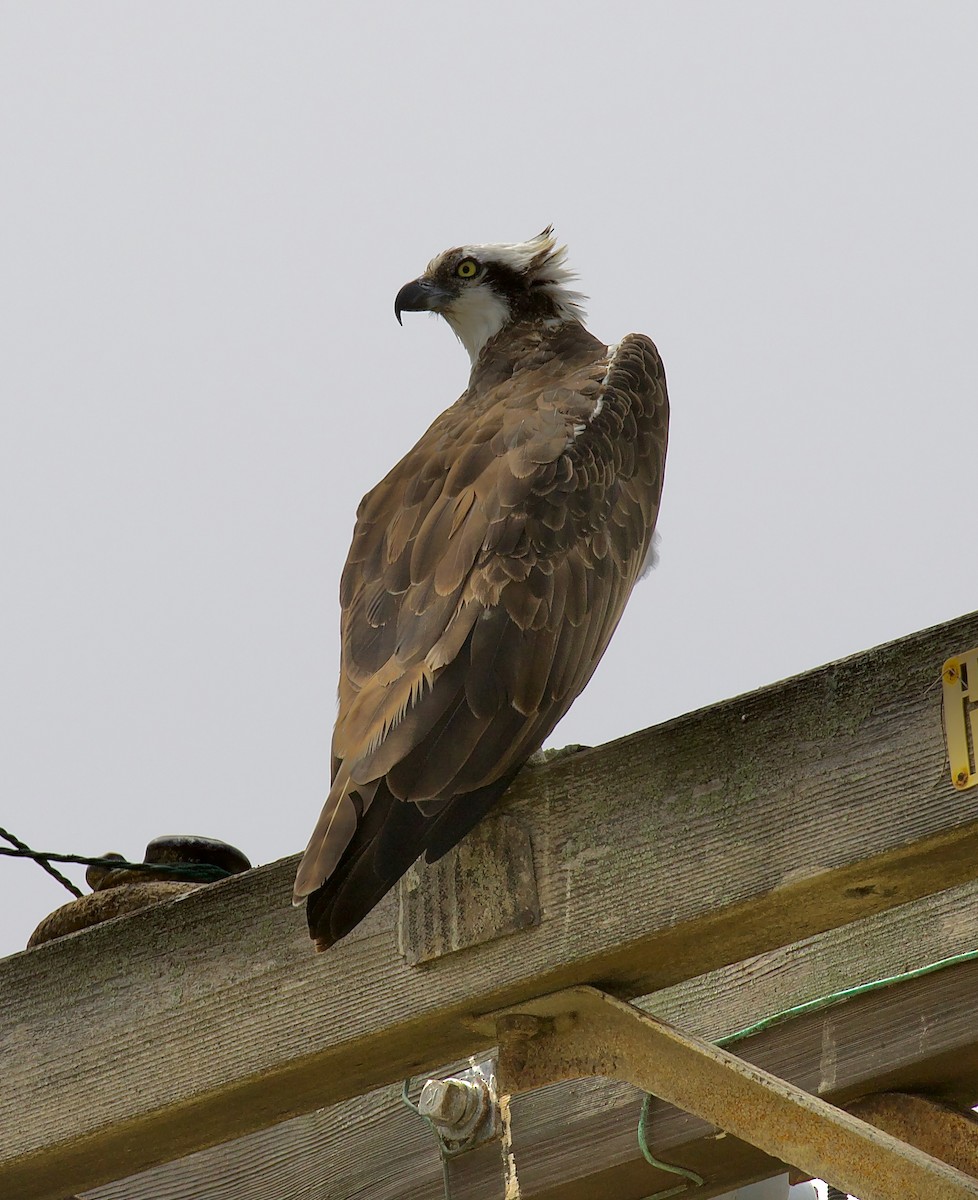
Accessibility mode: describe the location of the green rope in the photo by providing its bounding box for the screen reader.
[400,1078,454,1200]
[637,944,978,1195]
[400,1077,424,1117]
[719,945,978,1047]
[637,1092,706,1197]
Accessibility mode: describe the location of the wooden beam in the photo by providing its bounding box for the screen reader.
[80,878,978,1200]
[2,609,977,1199]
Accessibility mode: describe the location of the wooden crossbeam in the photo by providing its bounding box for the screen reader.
[79,884,978,1200]
[2,609,977,1200]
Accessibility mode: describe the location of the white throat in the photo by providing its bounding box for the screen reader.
[442,282,512,363]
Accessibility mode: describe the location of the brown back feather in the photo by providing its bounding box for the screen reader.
[294,319,669,942]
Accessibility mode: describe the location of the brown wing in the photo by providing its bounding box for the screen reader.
[295,327,669,946]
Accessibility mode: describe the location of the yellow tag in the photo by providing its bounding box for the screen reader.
[943,649,978,790]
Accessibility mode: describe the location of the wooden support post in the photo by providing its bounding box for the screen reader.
[483,988,978,1200]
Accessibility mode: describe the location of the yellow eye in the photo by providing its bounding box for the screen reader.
[456,258,479,279]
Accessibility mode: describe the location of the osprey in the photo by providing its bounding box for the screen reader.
[294,228,669,948]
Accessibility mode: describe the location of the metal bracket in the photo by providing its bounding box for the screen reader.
[402,1056,511,1199]
[471,986,978,1200]
[943,651,978,790]
[398,814,540,965]
[846,1093,978,1180]
[413,1056,501,1156]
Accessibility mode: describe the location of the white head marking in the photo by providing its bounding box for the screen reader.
[427,227,588,364]
[439,280,513,363]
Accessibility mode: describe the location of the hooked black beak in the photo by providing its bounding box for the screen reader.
[394,277,448,325]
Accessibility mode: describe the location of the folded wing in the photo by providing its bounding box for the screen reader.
[294,329,669,947]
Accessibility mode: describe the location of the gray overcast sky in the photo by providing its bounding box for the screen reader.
[2,2,976,958]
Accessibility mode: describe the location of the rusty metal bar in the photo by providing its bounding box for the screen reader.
[474,987,978,1200]
[848,1093,978,1181]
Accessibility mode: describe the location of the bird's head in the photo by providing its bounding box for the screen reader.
[394,227,587,363]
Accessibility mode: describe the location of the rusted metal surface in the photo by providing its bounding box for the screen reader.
[398,813,540,965]
[9,610,978,1200]
[478,987,978,1200]
[847,1093,978,1179]
[943,650,978,790]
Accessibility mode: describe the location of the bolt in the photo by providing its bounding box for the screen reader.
[945,663,960,684]
[955,769,970,788]
[496,1013,544,1041]
[418,1077,485,1134]
[495,1012,547,1079]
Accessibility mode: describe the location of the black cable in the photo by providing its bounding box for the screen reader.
[0,828,232,891]
[0,825,83,897]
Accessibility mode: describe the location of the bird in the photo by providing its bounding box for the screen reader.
[294,227,669,949]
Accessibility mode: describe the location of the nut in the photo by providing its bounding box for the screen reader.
[418,1077,487,1139]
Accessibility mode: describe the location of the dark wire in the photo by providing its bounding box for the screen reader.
[0,827,232,893]
[0,825,83,897]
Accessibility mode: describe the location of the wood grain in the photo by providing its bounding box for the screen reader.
[3,608,977,1199]
[81,877,978,1200]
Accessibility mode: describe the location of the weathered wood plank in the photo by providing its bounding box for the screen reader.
[3,609,978,1199]
[81,880,978,1200]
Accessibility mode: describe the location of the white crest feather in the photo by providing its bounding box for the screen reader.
[426,227,588,363]
[446,226,588,325]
